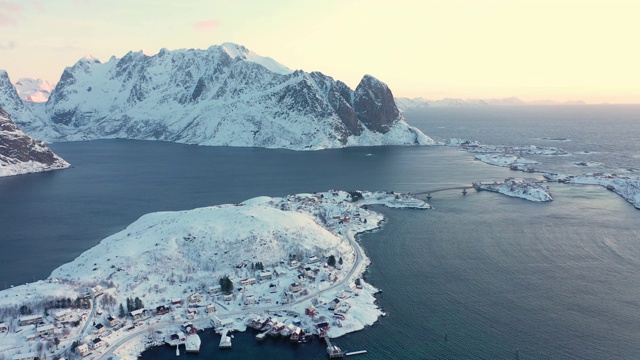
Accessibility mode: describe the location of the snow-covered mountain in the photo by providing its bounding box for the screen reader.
[35,43,432,149]
[0,70,40,128]
[0,70,60,139]
[0,106,69,177]
[14,78,55,103]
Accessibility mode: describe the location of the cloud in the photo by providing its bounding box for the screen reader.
[0,13,16,26]
[0,1,23,26]
[0,40,16,50]
[193,19,219,31]
[0,1,22,12]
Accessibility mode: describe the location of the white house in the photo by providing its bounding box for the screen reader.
[188,293,202,303]
[308,255,319,264]
[76,343,90,356]
[223,294,233,301]
[257,271,273,281]
[54,309,73,322]
[244,294,256,305]
[18,315,43,326]
[37,324,55,336]
[209,285,222,294]
[130,308,145,320]
[205,304,217,313]
[91,285,104,296]
[91,337,103,350]
[94,323,105,334]
[240,278,257,286]
[0,322,7,333]
[290,282,302,292]
[273,266,287,277]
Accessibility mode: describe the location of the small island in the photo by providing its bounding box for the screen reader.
[442,138,567,173]
[0,190,429,359]
[544,172,640,209]
[474,178,553,202]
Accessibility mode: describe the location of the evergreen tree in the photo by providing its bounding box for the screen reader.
[118,303,126,318]
[126,297,133,313]
[339,257,343,265]
[219,276,234,293]
[327,255,336,267]
[134,297,143,310]
[19,305,32,315]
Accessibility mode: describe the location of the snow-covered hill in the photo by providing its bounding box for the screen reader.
[14,78,55,103]
[26,43,431,149]
[0,106,69,177]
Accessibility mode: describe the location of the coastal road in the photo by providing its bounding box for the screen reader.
[98,221,368,359]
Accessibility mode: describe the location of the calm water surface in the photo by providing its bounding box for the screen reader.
[0,106,639,359]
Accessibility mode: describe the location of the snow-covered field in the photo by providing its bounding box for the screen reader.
[0,190,429,359]
[474,154,539,168]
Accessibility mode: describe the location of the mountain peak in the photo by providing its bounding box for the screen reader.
[217,42,293,75]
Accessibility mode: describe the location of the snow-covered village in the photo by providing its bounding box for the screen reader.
[0,190,429,360]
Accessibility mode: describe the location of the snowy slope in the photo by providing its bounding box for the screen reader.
[0,106,70,177]
[36,43,432,149]
[14,78,55,102]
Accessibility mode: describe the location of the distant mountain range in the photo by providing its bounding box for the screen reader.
[0,43,432,151]
[14,78,55,103]
[395,96,586,110]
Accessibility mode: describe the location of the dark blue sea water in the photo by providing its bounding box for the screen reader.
[1,105,639,359]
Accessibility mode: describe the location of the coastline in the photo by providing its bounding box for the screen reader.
[0,190,429,360]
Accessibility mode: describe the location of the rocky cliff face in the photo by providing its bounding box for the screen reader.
[37,43,432,149]
[0,106,69,177]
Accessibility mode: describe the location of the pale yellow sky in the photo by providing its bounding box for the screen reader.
[1,0,638,103]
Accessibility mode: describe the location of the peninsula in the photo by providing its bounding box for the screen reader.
[0,190,429,359]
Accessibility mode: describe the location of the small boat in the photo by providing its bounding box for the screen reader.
[298,334,312,343]
[255,331,268,341]
[185,333,201,353]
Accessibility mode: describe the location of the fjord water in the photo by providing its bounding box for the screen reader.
[1,105,639,359]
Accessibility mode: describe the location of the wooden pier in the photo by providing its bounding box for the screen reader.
[219,329,232,349]
[324,336,344,358]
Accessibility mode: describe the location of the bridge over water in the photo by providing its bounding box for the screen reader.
[414,185,476,198]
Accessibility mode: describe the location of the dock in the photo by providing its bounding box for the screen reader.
[345,350,367,356]
[219,329,232,349]
[324,336,344,358]
[255,331,268,341]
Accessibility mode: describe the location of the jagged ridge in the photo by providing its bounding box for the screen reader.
[39,43,432,149]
